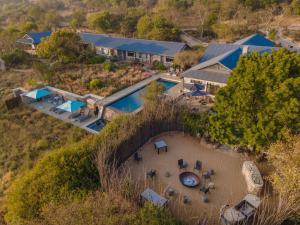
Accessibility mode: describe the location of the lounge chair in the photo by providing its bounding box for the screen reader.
[55,109,66,114]
[75,114,91,123]
[178,159,188,169]
[134,152,142,162]
[68,112,81,119]
[194,160,202,171]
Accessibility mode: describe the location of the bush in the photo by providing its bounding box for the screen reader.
[152,60,166,71]
[5,136,100,224]
[89,79,103,89]
[134,202,183,225]
[102,60,115,72]
[183,111,209,137]
[87,55,106,64]
[1,49,31,67]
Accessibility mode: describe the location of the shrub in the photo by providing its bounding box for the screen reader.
[102,60,115,72]
[88,55,106,64]
[134,202,183,225]
[152,60,166,71]
[89,79,103,89]
[5,136,100,224]
[1,49,30,67]
[183,111,209,138]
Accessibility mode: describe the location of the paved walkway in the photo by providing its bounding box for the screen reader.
[99,74,160,106]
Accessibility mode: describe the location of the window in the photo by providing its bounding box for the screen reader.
[191,79,203,84]
[166,57,173,63]
[127,51,135,57]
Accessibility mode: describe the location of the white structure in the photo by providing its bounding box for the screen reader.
[242,161,264,195]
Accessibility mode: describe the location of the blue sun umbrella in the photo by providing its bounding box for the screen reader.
[25,89,51,99]
[56,100,86,113]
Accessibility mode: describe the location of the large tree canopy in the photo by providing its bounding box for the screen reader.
[209,49,300,151]
[36,30,85,64]
[137,15,180,41]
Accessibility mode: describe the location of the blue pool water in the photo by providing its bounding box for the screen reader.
[108,79,177,113]
[86,119,106,132]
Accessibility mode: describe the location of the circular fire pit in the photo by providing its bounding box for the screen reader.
[179,172,200,188]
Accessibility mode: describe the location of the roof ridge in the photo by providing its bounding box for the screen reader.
[79,32,185,45]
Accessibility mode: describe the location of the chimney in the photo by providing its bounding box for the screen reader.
[242,45,249,55]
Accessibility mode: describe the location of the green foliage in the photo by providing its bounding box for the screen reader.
[290,0,300,15]
[143,81,165,104]
[268,29,278,41]
[134,203,182,225]
[137,15,180,41]
[152,60,167,71]
[19,22,38,33]
[87,55,106,64]
[89,79,103,89]
[87,11,117,32]
[32,61,55,82]
[167,0,194,9]
[36,30,86,64]
[1,49,31,68]
[183,112,209,137]
[4,136,100,224]
[209,49,300,151]
[102,60,115,72]
[69,10,86,29]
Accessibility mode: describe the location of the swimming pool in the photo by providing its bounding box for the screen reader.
[108,79,177,113]
[86,119,106,132]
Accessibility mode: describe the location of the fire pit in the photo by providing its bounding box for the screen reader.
[179,172,200,188]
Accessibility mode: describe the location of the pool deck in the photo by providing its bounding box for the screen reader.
[29,100,100,134]
[99,74,161,106]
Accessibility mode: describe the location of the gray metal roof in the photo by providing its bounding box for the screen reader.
[80,32,187,57]
[184,69,229,84]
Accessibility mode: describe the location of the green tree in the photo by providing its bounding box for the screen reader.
[87,11,116,32]
[102,60,115,72]
[36,30,83,64]
[137,15,180,41]
[209,49,300,151]
[70,10,86,29]
[290,0,300,15]
[89,79,103,89]
[19,22,38,32]
[143,81,165,104]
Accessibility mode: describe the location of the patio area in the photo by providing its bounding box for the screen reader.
[21,89,102,133]
[125,133,248,224]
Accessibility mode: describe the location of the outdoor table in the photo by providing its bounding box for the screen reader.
[140,188,168,207]
[154,140,168,154]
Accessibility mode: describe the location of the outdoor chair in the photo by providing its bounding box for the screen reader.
[134,152,142,162]
[202,195,209,203]
[200,186,210,194]
[68,112,81,119]
[203,171,211,180]
[183,195,190,204]
[194,160,202,171]
[178,159,188,169]
[146,169,156,178]
[208,169,215,176]
[76,114,91,123]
